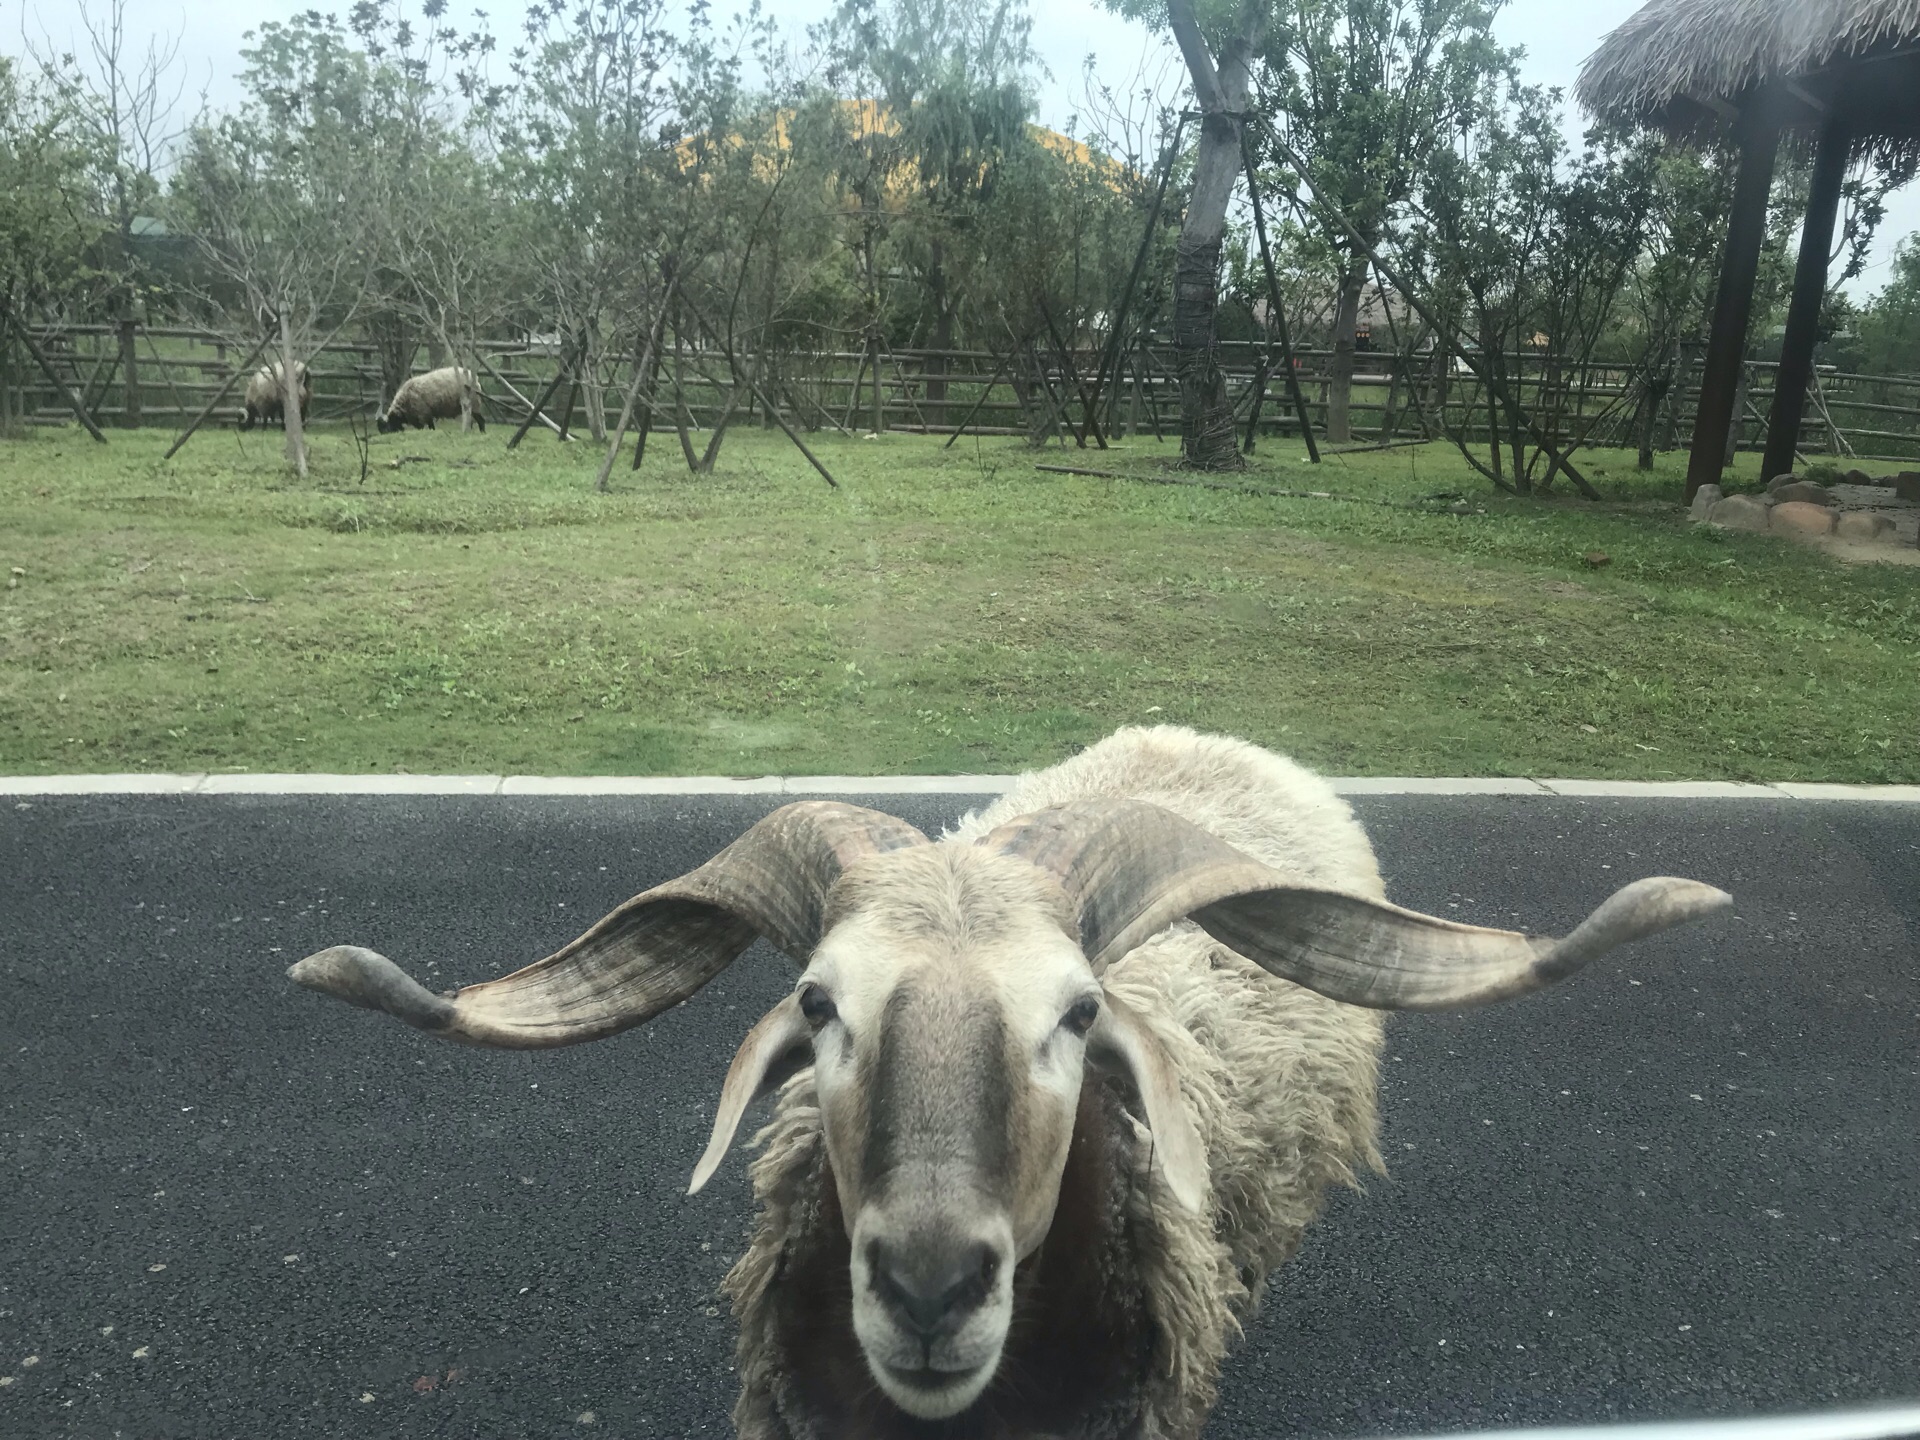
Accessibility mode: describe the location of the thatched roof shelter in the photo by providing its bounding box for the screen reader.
[1578,0,1920,500]
[1579,0,1920,144]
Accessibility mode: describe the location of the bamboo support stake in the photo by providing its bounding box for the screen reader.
[751,374,838,488]
[1239,129,1319,463]
[508,338,575,449]
[6,317,108,443]
[942,346,1020,449]
[1085,115,1188,424]
[596,283,678,490]
[477,349,567,440]
[161,333,271,459]
[1038,299,1106,448]
[1254,116,1595,498]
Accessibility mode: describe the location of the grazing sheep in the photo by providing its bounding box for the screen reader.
[288,726,1728,1439]
[377,365,485,433]
[238,361,311,431]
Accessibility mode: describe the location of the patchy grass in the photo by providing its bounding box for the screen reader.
[2,422,1915,781]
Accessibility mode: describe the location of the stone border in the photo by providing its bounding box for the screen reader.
[4,773,1918,801]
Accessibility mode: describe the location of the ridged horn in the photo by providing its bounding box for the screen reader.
[983,799,1730,1010]
[287,801,930,1047]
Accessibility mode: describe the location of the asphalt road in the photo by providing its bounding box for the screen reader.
[2,793,1916,1439]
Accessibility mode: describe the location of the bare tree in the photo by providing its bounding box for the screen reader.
[28,0,195,283]
[170,14,377,476]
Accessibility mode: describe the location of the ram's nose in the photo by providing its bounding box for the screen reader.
[867,1234,1001,1340]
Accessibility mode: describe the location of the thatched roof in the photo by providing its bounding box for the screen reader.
[1578,0,1920,133]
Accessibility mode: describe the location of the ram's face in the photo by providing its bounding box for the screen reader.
[801,846,1099,1419]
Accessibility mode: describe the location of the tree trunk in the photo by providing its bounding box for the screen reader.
[1325,251,1368,444]
[1661,336,1688,453]
[278,310,308,481]
[583,316,608,444]
[1,333,16,431]
[119,318,140,428]
[1167,0,1261,471]
[370,309,415,417]
[1637,376,1665,471]
[925,242,951,425]
[1172,111,1246,470]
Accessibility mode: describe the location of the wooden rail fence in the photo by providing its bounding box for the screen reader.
[3,322,1918,465]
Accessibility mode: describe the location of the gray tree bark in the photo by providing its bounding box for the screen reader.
[278,308,308,480]
[1325,251,1368,443]
[1167,0,1264,471]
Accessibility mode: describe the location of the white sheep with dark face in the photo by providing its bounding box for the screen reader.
[290,726,1728,1439]
[377,365,485,433]
[238,361,311,431]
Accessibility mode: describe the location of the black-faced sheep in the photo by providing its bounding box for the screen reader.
[377,365,485,433]
[238,361,311,431]
[288,726,1729,1439]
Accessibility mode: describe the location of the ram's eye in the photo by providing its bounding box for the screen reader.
[1061,995,1100,1037]
[797,983,837,1029]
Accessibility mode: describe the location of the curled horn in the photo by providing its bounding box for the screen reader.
[984,799,1730,1011]
[288,801,930,1047]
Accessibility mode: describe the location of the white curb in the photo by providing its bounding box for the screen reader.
[3,774,1918,801]
[1331,777,1550,795]
[195,773,506,795]
[1534,779,1784,799]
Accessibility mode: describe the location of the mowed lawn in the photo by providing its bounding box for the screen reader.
[2,423,1916,782]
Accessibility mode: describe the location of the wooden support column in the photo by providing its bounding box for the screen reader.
[1687,113,1780,502]
[1760,116,1850,483]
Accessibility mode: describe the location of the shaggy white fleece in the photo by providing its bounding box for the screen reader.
[728,727,1387,1439]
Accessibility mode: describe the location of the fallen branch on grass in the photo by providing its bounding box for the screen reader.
[1322,437,1433,456]
[1034,464,1480,513]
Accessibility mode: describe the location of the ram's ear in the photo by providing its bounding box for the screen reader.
[688,993,813,1195]
[1086,988,1207,1214]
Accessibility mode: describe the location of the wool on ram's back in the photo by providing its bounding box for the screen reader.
[379,365,483,432]
[728,728,1387,1439]
[239,361,311,431]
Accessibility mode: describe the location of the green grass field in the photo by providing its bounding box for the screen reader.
[2,422,1915,781]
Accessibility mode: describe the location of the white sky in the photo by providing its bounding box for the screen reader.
[7,0,1915,295]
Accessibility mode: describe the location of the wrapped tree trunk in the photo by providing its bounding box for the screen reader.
[1167,0,1263,471]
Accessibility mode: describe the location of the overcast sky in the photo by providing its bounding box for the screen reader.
[6,0,1914,295]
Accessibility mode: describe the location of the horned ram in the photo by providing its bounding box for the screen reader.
[289,726,1728,1438]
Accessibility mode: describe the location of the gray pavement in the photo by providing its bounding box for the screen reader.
[1,793,1915,1438]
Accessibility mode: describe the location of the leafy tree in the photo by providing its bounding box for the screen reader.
[1119,0,1266,469]
[822,0,1039,420]
[25,0,191,322]
[497,0,697,442]
[1258,0,1511,443]
[1612,148,1731,469]
[1407,79,1655,490]
[0,57,106,429]
[171,12,384,476]
[1855,237,1920,378]
[340,0,504,413]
